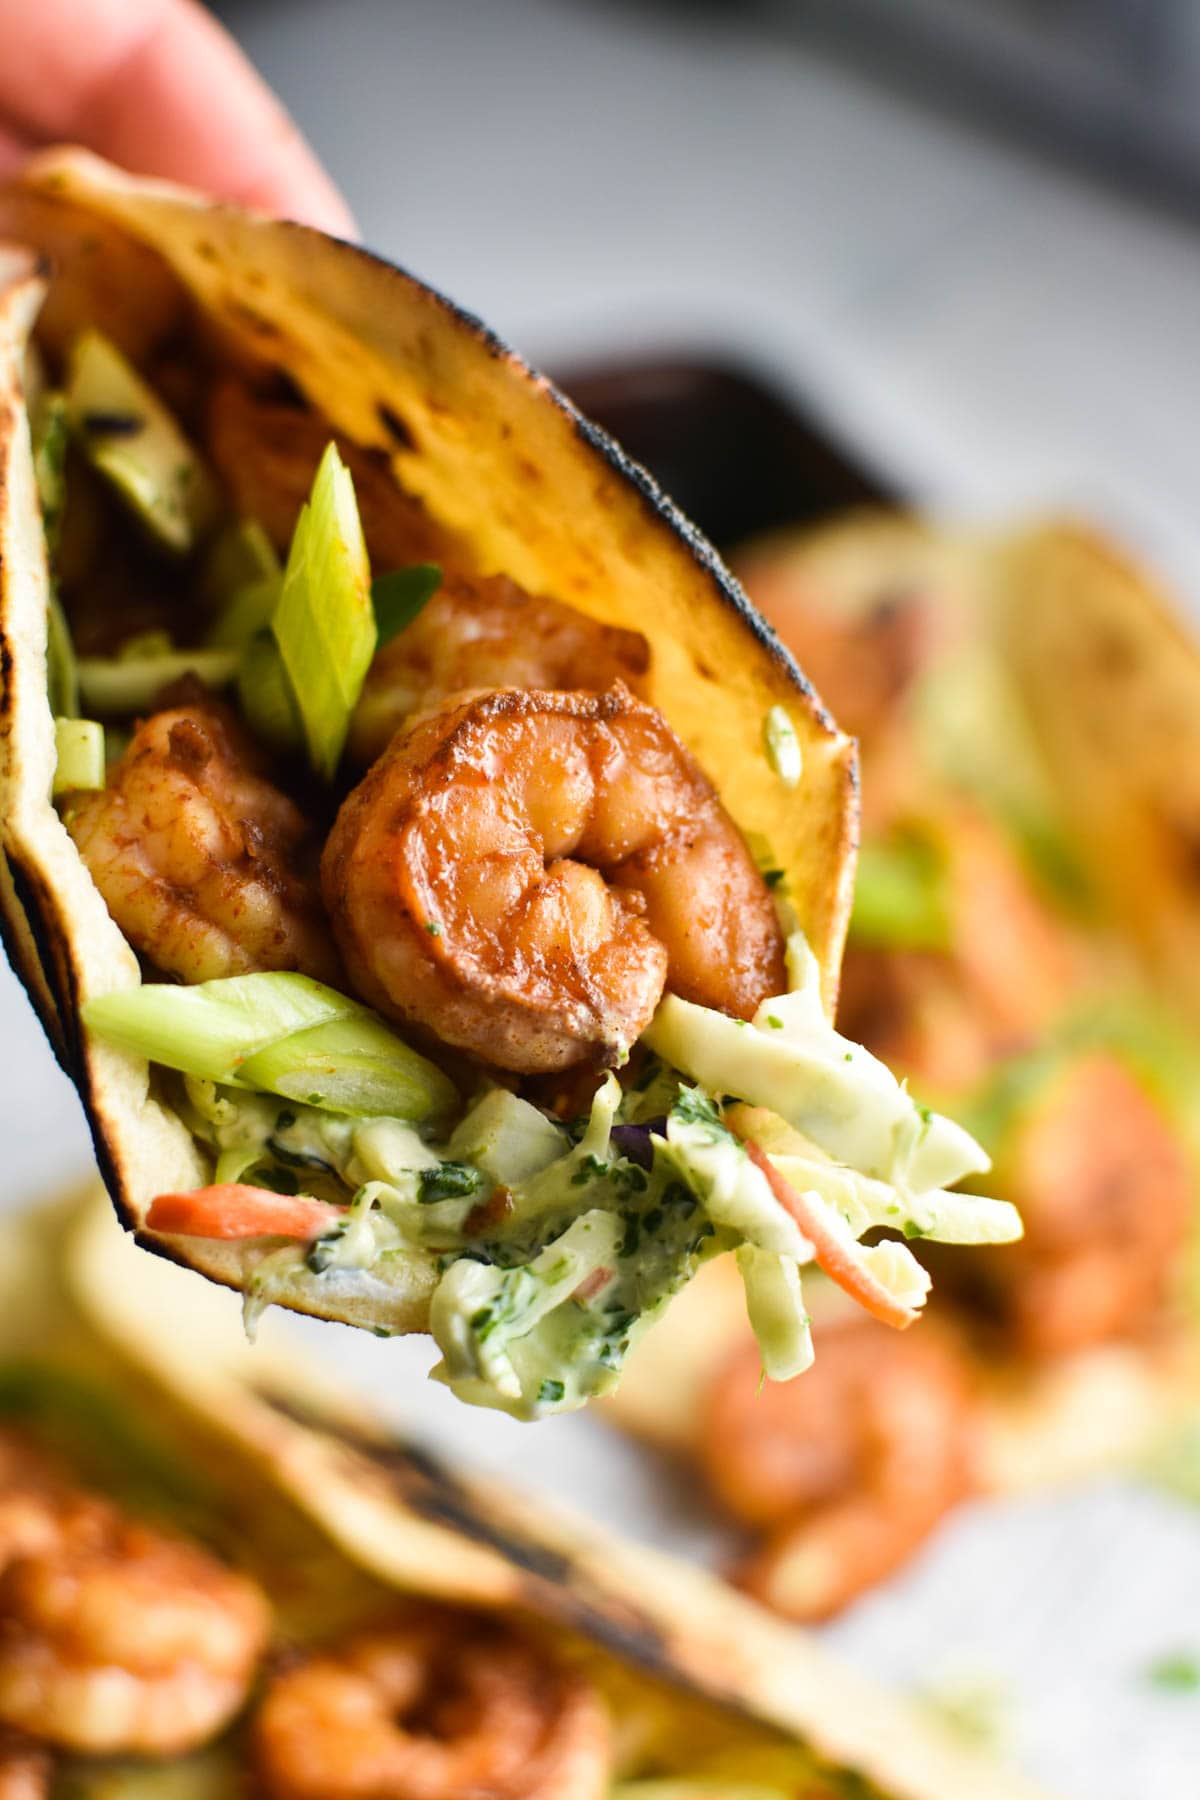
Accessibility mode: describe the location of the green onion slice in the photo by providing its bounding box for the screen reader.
[52,718,104,795]
[65,331,218,555]
[272,442,375,780]
[83,972,457,1122]
[372,563,442,648]
[207,576,280,651]
[237,632,304,755]
[78,648,239,716]
[762,705,802,789]
[46,592,79,719]
[32,390,69,554]
[202,519,280,608]
[205,521,283,650]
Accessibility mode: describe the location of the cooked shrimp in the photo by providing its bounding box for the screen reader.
[701,1315,972,1621]
[350,573,650,763]
[322,685,786,1072]
[67,701,339,985]
[0,1523,269,1755]
[207,380,463,571]
[253,1610,610,1800]
[0,1731,48,1800]
[0,1432,270,1757]
[983,1053,1191,1358]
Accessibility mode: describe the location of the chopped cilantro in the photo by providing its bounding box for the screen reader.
[570,1154,609,1187]
[766,1014,784,1030]
[630,1054,666,1094]
[538,1378,565,1405]
[306,1225,346,1273]
[419,1162,483,1204]
[372,562,442,647]
[672,1087,721,1127]
[425,919,443,937]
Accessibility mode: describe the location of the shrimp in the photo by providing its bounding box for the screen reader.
[253,1610,610,1800]
[701,1315,972,1621]
[206,380,463,571]
[982,1053,1191,1358]
[67,700,339,985]
[0,1432,270,1757]
[349,573,650,764]
[322,685,786,1073]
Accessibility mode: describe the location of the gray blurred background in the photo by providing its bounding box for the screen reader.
[9,3,1200,1791]
[205,0,1200,598]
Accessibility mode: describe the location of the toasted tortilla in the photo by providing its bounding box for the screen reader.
[994,521,1200,1027]
[60,1183,1049,1800]
[0,149,857,1333]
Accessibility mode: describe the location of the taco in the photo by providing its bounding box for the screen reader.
[0,151,1019,1421]
[0,1185,1050,1799]
[605,510,1200,1618]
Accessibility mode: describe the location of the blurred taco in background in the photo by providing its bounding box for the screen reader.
[0,152,1020,1422]
[607,510,1200,1620]
[0,1184,1052,1800]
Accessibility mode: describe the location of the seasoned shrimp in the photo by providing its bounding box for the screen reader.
[322,685,786,1072]
[350,573,650,763]
[67,701,338,985]
[253,1610,610,1800]
[0,1433,270,1757]
[983,1053,1191,1358]
[701,1315,972,1621]
[206,380,463,571]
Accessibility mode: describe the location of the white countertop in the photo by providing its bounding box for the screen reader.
[7,2,1200,1789]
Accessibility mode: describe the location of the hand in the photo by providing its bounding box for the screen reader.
[0,0,354,235]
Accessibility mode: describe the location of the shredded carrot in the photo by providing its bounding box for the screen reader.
[734,1134,921,1330]
[146,1184,346,1242]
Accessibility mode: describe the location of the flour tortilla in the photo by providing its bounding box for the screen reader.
[64,1185,1050,1800]
[0,149,857,1334]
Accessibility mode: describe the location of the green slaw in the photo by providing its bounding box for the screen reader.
[86,933,1018,1419]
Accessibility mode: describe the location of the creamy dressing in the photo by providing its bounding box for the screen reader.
[178,932,1018,1418]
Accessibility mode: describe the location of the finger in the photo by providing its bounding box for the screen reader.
[0,0,355,236]
[0,124,32,183]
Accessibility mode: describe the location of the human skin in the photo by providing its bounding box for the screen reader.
[0,0,353,234]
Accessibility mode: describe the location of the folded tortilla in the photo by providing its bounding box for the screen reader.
[55,1183,1050,1800]
[0,149,857,1333]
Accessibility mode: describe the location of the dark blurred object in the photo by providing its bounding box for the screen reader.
[771,0,1200,212]
[554,358,894,548]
